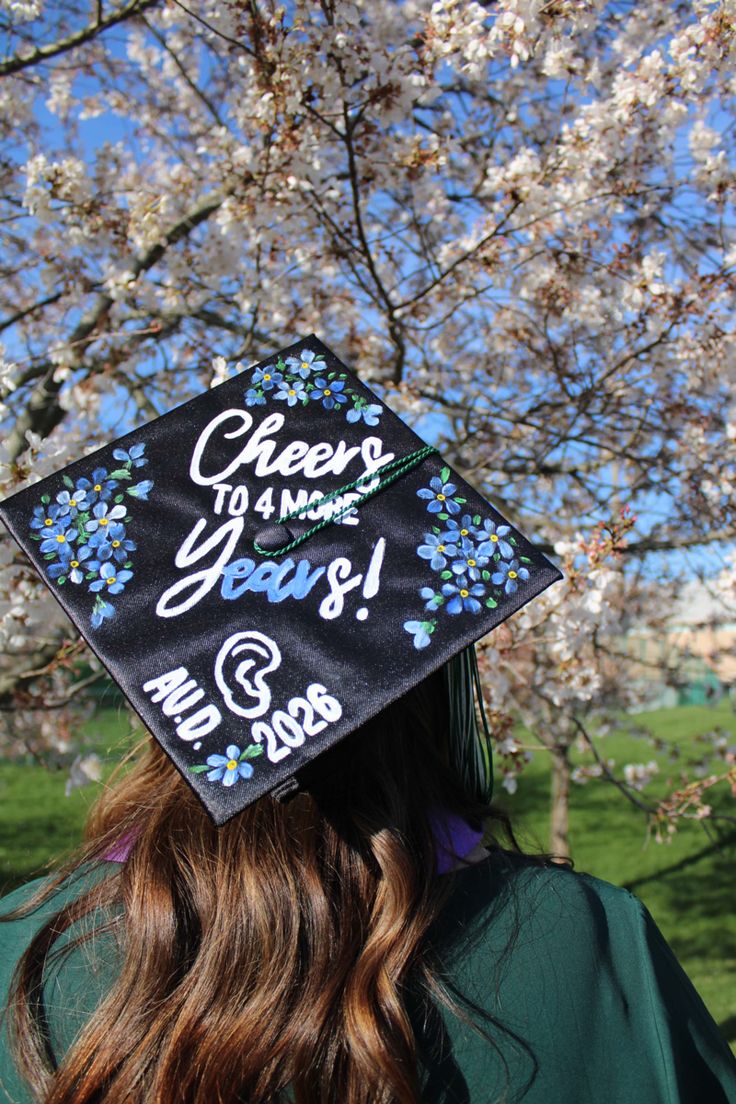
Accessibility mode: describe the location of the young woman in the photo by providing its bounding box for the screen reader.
[1,664,735,1104]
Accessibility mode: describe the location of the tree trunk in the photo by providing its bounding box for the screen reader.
[550,747,572,861]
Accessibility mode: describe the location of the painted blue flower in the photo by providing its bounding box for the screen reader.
[55,488,88,518]
[476,519,514,560]
[91,598,115,628]
[206,745,255,786]
[245,387,266,407]
[417,476,461,515]
[346,402,383,426]
[251,366,283,391]
[403,619,435,649]
[86,501,127,534]
[66,544,95,583]
[417,532,459,571]
[127,479,153,500]
[76,468,118,505]
[441,577,486,615]
[450,538,490,582]
[112,443,147,468]
[491,558,530,595]
[420,586,443,611]
[88,522,136,562]
[310,377,348,410]
[89,561,133,595]
[274,378,308,406]
[439,515,476,543]
[285,349,323,380]
[30,504,62,531]
[40,525,77,556]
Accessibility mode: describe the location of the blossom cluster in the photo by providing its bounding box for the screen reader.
[28,443,153,628]
[243,347,383,427]
[404,466,532,649]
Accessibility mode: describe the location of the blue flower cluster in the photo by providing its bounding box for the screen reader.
[244,347,383,426]
[28,442,153,628]
[189,742,264,787]
[403,466,532,649]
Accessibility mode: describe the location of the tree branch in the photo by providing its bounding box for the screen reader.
[0,0,162,78]
[4,191,227,462]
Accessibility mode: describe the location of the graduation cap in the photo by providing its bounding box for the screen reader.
[0,336,562,825]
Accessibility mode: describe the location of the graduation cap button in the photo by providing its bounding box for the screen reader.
[253,523,296,554]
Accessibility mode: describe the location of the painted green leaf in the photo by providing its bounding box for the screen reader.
[440,570,453,580]
[241,744,264,760]
[41,494,50,505]
[485,597,498,609]
[189,764,211,774]
[57,576,66,585]
[437,512,449,521]
[123,561,133,569]
[440,466,451,483]
[62,474,75,489]
[520,556,531,564]
[43,553,56,560]
[432,526,441,535]
[473,514,481,526]
[455,497,466,505]
[109,468,131,480]
[114,494,124,504]
[481,570,491,581]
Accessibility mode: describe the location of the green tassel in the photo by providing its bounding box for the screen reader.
[443,645,494,804]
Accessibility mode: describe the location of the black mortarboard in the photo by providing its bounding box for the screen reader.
[0,337,562,825]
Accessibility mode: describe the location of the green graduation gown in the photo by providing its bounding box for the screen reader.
[1,854,735,1103]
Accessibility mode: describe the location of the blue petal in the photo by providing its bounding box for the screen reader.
[207,766,226,782]
[222,767,239,787]
[446,595,463,615]
[225,744,240,760]
[238,762,254,779]
[207,754,228,766]
[445,499,461,515]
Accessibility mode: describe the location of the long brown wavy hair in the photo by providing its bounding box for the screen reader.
[3,671,517,1104]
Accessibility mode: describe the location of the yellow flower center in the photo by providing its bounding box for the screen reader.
[508,570,518,579]
[301,361,309,371]
[263,373,271,381]
[106,576,117,586]
[460,588,469,598]
[467,558,476,567]
[69,499,77,507]
[460,528,469,536]
[112,539,121,548]
[70,560,79,568]
[490,533,498,542]
[226,759,238,770]
[93,483,102,492]
[324,388,332,396]
[56,534,66,543]
[437,544,445,553]
[437,493,446,502]
[44,518,53,526]
[99,517,108,526]
[288,389,296,396]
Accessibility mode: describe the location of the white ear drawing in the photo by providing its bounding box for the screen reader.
[214,631,282,719]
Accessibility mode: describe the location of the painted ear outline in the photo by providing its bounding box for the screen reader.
[214,631,282,719]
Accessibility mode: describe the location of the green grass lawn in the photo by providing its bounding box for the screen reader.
[1,703,734,1045]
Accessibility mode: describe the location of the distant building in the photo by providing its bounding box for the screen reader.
[622,581,735,711]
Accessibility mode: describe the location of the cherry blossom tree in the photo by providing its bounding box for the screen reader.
[1,0,734,852]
